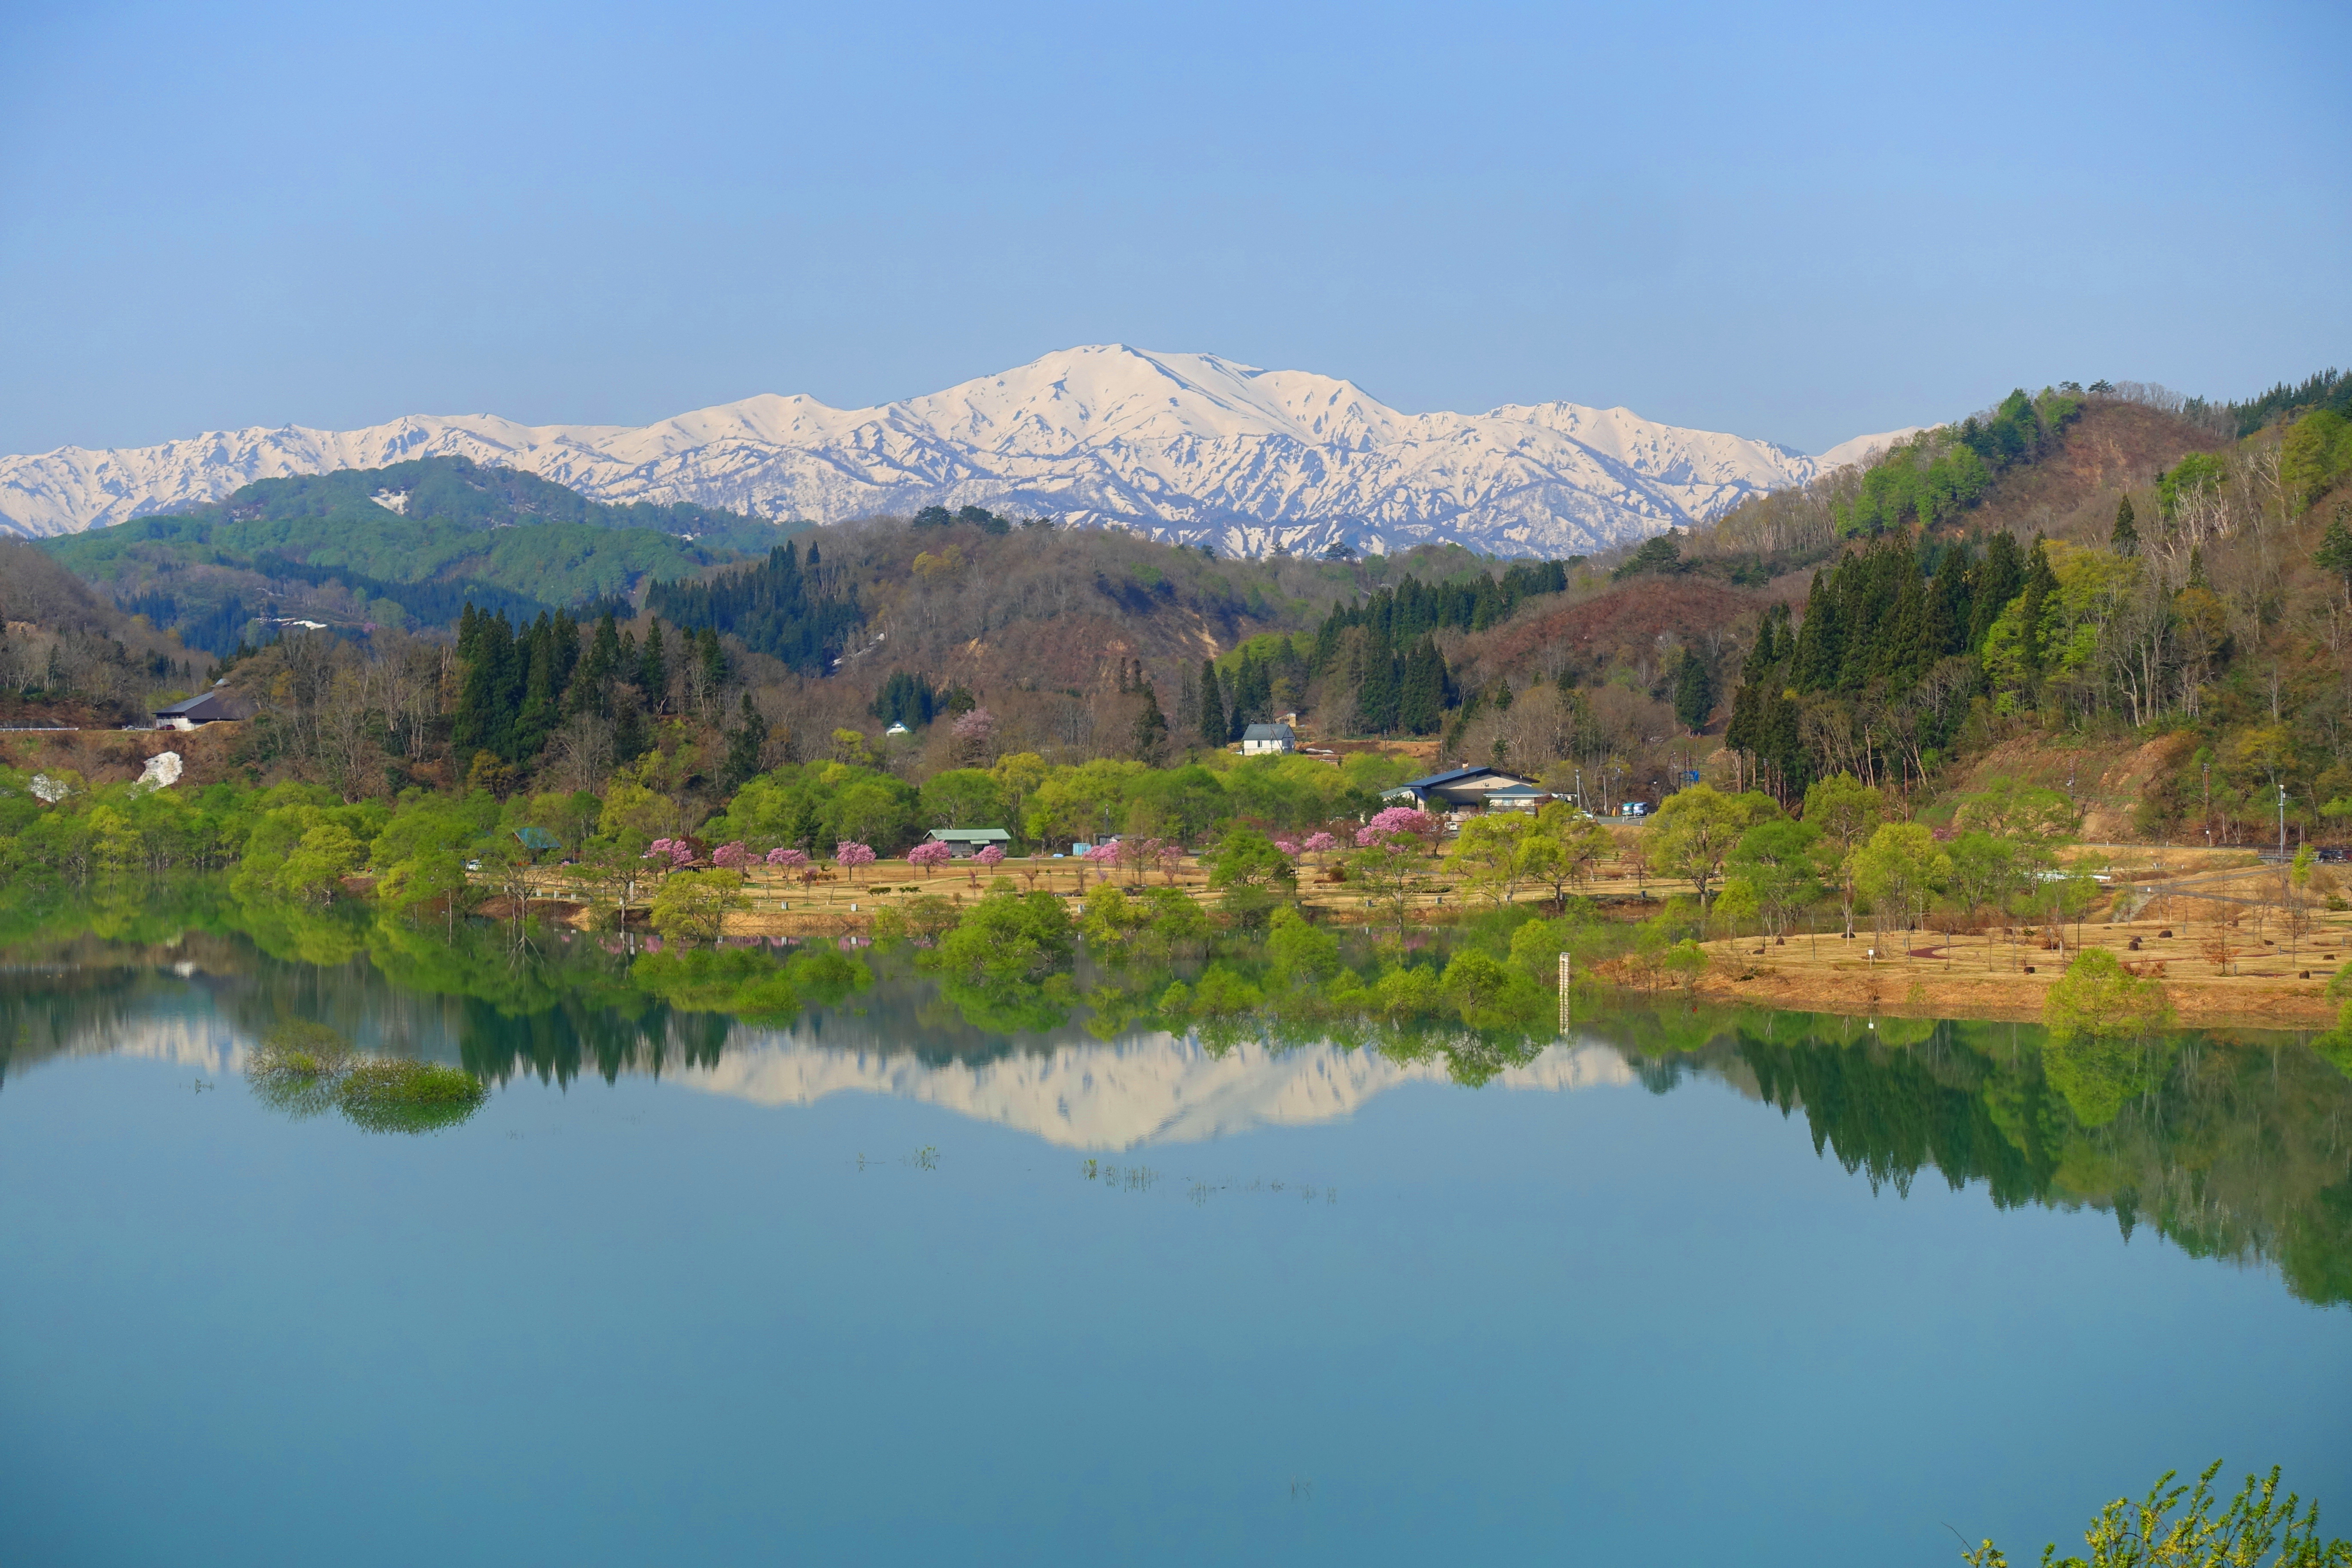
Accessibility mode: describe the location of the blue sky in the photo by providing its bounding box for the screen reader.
[2,0,2345,456]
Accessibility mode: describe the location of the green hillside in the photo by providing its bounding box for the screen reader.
[41,455,801,652]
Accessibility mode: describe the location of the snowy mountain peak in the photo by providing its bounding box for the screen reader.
[0,347,1920,557]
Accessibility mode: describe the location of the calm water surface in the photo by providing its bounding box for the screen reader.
[2,926,2347,1566]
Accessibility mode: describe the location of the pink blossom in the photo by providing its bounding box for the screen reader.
[1302,832,1337,854]
[1366,805,1436,839]
[766,846,809,868]
[711,841,750,870]
[836,841,877,881]
[974,844,1005,867]
[643,837,693,867]
[1082,842,1120,863]
[1274,838,1302,858]
[908,840,953,875]
[951,707,994,742]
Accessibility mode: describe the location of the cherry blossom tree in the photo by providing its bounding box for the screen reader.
[711,841,750,870]
[1359,806,1442,856]
[1302,830,1338,876]
[1116,835,1161,885]
[908,839,953,877]
[836,841,877,883]
[766,846,809,868]
[644,838,695,868]
[1076,839,1118,892]
[968,841,1005,886]
[951,705,995,764]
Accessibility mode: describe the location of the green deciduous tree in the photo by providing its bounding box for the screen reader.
[649,868,745,944]
[1848,823,1951,951]
[2044,946,2176,1043]
[1445,812,1530,908]
[1645,785,1779,910]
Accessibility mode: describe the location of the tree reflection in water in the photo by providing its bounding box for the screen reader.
[0,895,2346,1305]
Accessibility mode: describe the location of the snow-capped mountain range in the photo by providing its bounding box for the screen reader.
[0,345,1918,557]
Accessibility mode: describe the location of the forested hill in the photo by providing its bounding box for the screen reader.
[1695,374,2352,840]
[640,508,1551,692]
[40,455,793,654]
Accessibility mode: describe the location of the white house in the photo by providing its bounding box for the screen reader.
[1239,722,1296,756]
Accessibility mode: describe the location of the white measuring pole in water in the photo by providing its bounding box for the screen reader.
[1558,952,1572,1034]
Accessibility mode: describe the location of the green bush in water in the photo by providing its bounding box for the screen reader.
[244,1020,488,1135]
[245,1020,358,1119]
[337,1059,490,1135]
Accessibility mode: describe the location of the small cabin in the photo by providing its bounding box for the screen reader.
[1240,722,1296,756]
[922,827,1013,858]
[151,691,230,731]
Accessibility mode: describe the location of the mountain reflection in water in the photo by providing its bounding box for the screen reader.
[1,923,2348,1307]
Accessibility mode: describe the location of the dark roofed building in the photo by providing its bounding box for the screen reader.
[152,691,231,731]
[1240,723,1296,756]
[1382,766,1543,812]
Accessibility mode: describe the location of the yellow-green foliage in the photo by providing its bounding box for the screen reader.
[2044,948,2176,1044]
[1980,541,2140,712]
[649,869,746,943]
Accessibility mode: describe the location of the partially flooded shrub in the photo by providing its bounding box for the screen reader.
[337,1059,489,1135]
[245,1020,358,1119]
[243,1023,487,1136]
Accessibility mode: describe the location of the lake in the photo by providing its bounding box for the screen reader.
[2,920,2348,1566]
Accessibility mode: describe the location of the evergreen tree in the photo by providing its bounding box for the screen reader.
[1923,539,1973,660]
[1197,657,1226,747]
[644,539,860,676]
[453,609,519,761]
[1874,539,1929,687]
[697,625,728,695]
[723,692,768,787]
[1397,637,1449,734]
[1967,532,2026,651]
[1354,645,1401,735]
[1132,682,1169,762]
[612,702,649,765]
[2111,494,2139,556]
[513,612,560,759]
[573,612,622,717]
[2017,537,2059,677]
[639,620,668,711]
[1793,570,1843,692]
[2316,513,2352,593]
[1673,648,1715,729]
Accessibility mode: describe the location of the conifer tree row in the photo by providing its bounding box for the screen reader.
[1310,560,1570,671]
[1305,560,1563,737]
[1724,529,2051,799]
[644,539,861,676]
[453,603,731,769]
